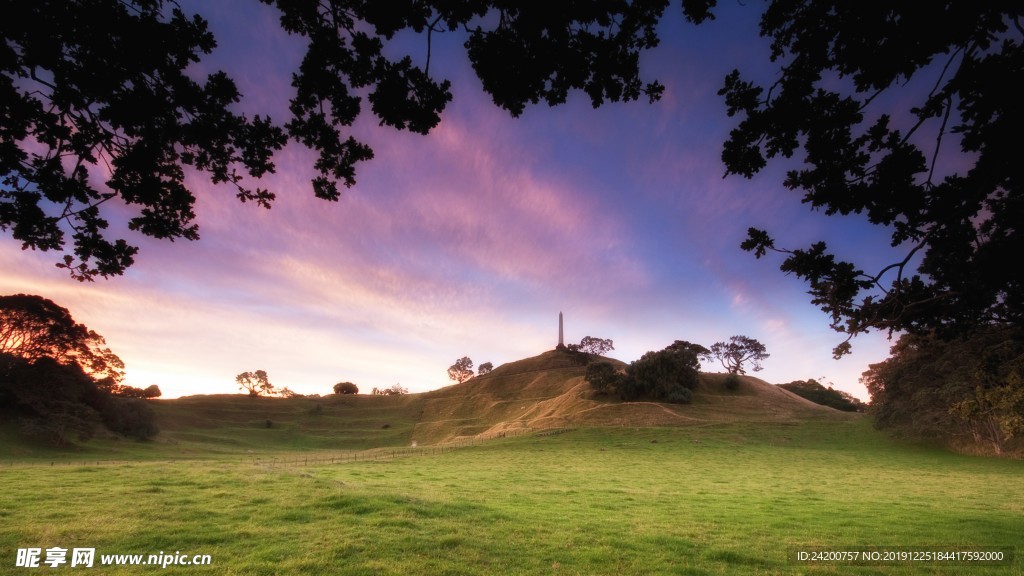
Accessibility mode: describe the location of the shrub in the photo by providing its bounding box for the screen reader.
[627,347,700,400]
[666,388,693,404]
[585,362,623,395]
[100,397,159,440]
[724,374,741,391]
[333,381,358,395]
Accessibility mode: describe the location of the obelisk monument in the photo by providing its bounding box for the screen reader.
[556,311,565,350]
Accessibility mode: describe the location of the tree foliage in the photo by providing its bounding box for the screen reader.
[584,361,623,395]
[862,327,1024,455]
[0,294,124,385]
[477,362,493,375]
[111,383,162,398]
[236,369,275,397]
[0,294,156,444]
[725,2,1024,355]
[372,383,408,396]
[1,0,715,279]
[705,336,769,374]
[666,340,709,366]
[577,336,614,356]
[779,379,866,413]
[586,343,700,403]
[333,381,359,395]
[447,356,474,384]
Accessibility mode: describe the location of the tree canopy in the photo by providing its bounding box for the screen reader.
[705,336,769,375]
[333,381,359,395]
[586,342,700,403]
[728,2,1024,355]
[1,0,713,280]
[577,336,614,356]
[0,293,156,444]
[447,356,474,384]
[5,0,1018,371]
[779,379,866,413]
[862,327,1024,455]
[0,293,124,385]
[236,369,275,397]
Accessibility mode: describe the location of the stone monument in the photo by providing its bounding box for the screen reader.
[556,311,566,350]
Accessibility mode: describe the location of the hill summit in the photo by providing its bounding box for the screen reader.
[413,350,852,443]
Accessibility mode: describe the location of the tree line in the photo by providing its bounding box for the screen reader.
[1,294,160,444]
[583,337,769,402]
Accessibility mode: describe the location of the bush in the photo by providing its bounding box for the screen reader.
[627,347,700,400]
[563,345,592,366]
[333,381,358,395]
[100,397,159,440]
[3,355,101,445]
[585,362,623,395]
[724,374,741,391]
[666,388,693,404]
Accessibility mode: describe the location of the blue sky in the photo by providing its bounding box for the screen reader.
[0,2,901,399]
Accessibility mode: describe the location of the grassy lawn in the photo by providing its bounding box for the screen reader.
[2,420,1021,575]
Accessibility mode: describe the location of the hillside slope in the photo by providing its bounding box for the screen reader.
[20,349,851,457]
[412,350,852,443]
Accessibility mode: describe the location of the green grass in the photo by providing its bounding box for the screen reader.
[2,419,1021,575]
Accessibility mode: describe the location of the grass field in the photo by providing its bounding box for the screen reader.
[3,419,1022,575]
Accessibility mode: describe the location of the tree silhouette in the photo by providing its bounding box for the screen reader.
[333,381,359,395]
[8,1,1016,355]
[705,336,769,375]
[0,294,124,385]
[2,0,702,279]
[577,336,614,356]
[236,370,275,397]
[0,294,156,444]
[477,362,494,375]
[724,2,1024,355]
[447,357,474,384]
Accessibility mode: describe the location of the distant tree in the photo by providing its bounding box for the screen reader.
[277,386,300,398]
[705,336,769,375]
[577,336,614,356]
[111,384,162,399]
[478,362,494,375]
[563,344,593,366]
[666,341,710,363]
[585,362,624,395]
[779,380,866,412]
[370,387,383,396]
[590,344,701,402]
[625,346,701,402]
[236,370,274,397]
[447,357,474,384]
[333,381,359,395]
[382,383,408,396]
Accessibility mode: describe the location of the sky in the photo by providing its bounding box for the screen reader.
[0,1,904,400]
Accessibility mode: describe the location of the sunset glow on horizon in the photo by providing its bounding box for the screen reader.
[0,1,901,400]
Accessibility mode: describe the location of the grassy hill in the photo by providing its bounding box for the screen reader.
[415,350,852,443]
[2,349,855,459]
